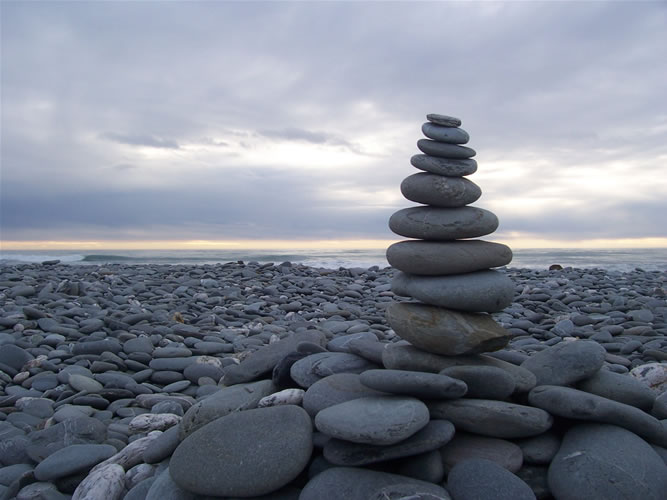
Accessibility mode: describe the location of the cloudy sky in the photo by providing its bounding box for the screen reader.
[2,1,666,250]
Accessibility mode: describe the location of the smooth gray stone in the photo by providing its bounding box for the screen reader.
[326,332,378,353]
[440,432,523,474]
[302,373,386,417]
[447,459,536,500]
[300,467,450,500]
[521,340,606,386]
[387,240,512,276]
[290,352,378,388]
[426,113,462,127]
[386,303,511,355]
[428,399,553,439]
[179,379,275,437]
[314,396,429,445]
[411,154,477,177]
[548,424,667,500]
[392,270,514,313]
[72,339,122,355]
[0,435,31,466]
[323,419,455,466]
[0,345,34,371]
[143,425,181,464]
[393,449,445,484]
[222,330,327,385]
[359,369,467,399]
[401,173,481,208]
[170,405,312,497]
[653,391,667,419]
[528,385,667,447]
[347,338,385,365]
[577,369,656,411]
[15,481,70,500]
[421,122,469,144]
[0,464,33,486]
[440,365,516,400]
[123,337,155,355]
[382,344,536,393]
[145,468,195,500]
[34,443,116,481]
[125,477,156,500]
[26,417,107,462]
[68,374,103,393]
[389,206,498,241]
[417,139,475,159]
[515,431,561,465]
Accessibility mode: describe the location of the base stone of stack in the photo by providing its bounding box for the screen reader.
[400,173,482,207]
[410,154,477,177]
[389,206,498,240]
[392,270,515,313]
[386,302,511,355]
[387,240,512,276]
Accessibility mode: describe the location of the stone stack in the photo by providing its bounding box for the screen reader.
[386,113,515,357]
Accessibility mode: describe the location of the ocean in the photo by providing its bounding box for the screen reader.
[1,248,666,272]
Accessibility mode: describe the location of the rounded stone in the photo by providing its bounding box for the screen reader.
[314,395,429,445]
[440,365,516,400]
[400,173,481,208]
[386,303,511,355]
[577,369,657,411]
[421,122,469,144]
[34,444,117,481]
[68,374,103,393]
[411,154,477,177]
[302,373,385,417]
[440,432,523,474]
[417,139,476,159]
[392,270,515,313]
[447,459,536,500]
[548,423,667,500]
[360,369,467,399]
[520,340,606,386]
[426,113,462,127]
[387,240,512,276]
[170,405,313,497]
[389,206,498,241]
[290,352,378,388]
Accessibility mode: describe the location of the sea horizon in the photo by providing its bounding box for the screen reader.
[1,247,666,273]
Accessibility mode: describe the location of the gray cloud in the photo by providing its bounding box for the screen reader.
[100,132,180,149]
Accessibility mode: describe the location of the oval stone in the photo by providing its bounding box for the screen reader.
[417,139,475,159]
[360,369,468,399]
[411,154,477,177]
[302,373,385,417]
[389,206,498,241]
[170,405,313,497]
[520,340,606,386]
[548,424,667,500]
[314,396,429,445]
[447,459,536,500]
[421,122,469,144]
[386,303,511,355]
[440,432,523,474]
[427,113,462,127]
[387,240,512,276]
[401,173,481,208]
[392,270,514,313]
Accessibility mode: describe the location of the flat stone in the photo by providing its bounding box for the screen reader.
[72,339,122,356]
[359,369,467,399]
[34,444,117,481]
[577,369,657,411]
[426,113,462,127]
[170,405,313,497]
[290,352,378,388]
[428,399,553,438]
[145,468,195,500]
[315,396,429,445]
[327,332,378,353]
[400,173,481,207]
[449,459,536,500]
[302,373,386,417]
[323,419,455,466]
[300,467,450,500]
[180,379,276,437]
[389,206,498,241]
[440,432,523,474]
[68,374,104,393]
[222,331,327,385]
[528,385,667,447]
[421,122,469,144]
[440,365,516,400]
[411,154,477,177]
[26,417,108,462]
[548,423,667,500]
[382,344,536,392]
[0,345,34,371]
[514,431,561,465]
[392,270,515,313]
[386,303,511,355]
[143,425,181,464]
[521,340,606,386]
[417,139,476,159]
[387,240,512,276]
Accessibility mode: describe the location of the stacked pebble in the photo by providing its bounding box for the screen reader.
[386,113,515,357]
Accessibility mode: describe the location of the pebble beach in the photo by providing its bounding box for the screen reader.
[0,260,666,499]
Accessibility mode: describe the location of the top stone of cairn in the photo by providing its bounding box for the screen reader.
[426,113,462,128]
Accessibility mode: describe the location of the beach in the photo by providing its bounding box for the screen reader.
[0,260,666,498]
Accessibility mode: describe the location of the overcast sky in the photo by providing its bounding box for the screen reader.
[2,1,666,249]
